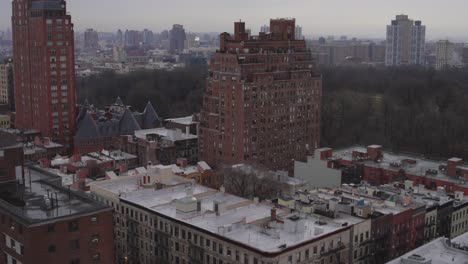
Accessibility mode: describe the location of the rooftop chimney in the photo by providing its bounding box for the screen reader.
[271,207,277,221]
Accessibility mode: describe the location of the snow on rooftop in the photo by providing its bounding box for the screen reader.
[386,232,468,264]
[334,146,468,187]
[92,173,351,253]
[135,127,197,141]
[165,115,196,125]
[197,161,211,171]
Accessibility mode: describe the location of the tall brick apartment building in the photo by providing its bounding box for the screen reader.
[199,19,322,171]
[12,0,76,149]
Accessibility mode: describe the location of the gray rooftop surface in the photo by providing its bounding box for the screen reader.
[0,166,109,225]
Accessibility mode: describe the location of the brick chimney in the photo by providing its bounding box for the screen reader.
[271,207,277,221]
[447,158,463,177]
[315,148,333,160]
[367,145,383,161]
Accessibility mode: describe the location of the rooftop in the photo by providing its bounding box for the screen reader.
[135,127,197,142]
[387,232,468,264]
[91,171,352,254]
[334,146,468,187]
[0,166,109,225]
[165,115,197,126]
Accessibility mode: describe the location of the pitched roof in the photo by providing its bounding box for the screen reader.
[142,101,161,129]
[74,112,101,140]
[119,108,141,135]
[115,96,124,106]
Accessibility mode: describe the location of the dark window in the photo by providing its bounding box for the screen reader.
[68,221,79,232]
[47,224,55,232]
[70,240,80,250]
[48,245,56,253]
[70,259,80,264]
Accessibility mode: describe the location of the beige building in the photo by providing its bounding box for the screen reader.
[90,165,352,264]
[435,40,457,70]
[386,15,425,66]
[0,114,10,129]
[0,61,13,106]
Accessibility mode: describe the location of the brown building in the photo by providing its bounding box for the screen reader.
[12,0,77,149]
[0,166,114,264]
[199,19,322,172]
[115,127,198,166]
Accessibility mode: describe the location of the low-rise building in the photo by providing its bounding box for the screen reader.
[90,165,352,264]
[0,166,114,264]
[317,145,468,194]
[74,98,161,154]
[115,127,198,166]
[387,231,468,264]
[294,148,342,188]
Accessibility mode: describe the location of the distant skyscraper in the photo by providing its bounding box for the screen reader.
[12,0,76,148]
[295,25,303,40]
[199,19,322,172]
[125,30,142,46]
[169,24,186,54]
[260,24,270,33]
[385,15,425,66]
[435,40,456,70]
[142,29,154,45]
[84,28,99,49]
[116,29,123,44]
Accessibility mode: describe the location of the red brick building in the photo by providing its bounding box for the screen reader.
[12,0,76,150]
[0,166,114,264]
[199,19,322,172]
[318,145,468,194]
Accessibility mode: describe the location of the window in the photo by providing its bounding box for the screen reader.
[48,245,56,253]
[92,254,100,261]
[70,259,80,264]
[68,221,79,232]
[91,216,98,224]
[47,224,55,232]
[70,240,80,250]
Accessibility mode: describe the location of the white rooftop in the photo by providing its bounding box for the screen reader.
[165,115,197,125]
[91,173,351,253]
[334,146,468,187]
[386,232,468,264]
[135,127,197,142]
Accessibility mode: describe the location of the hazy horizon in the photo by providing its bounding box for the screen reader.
[1,0,468,41]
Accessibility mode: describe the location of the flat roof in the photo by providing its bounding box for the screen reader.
[165,115,197,125]
[386,232,468,264]
[92,174,351,254]
[0,166,109,225]
[135,128,197,142]
[334,146,468,187]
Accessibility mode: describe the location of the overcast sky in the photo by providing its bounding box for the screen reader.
[1,0,468,40]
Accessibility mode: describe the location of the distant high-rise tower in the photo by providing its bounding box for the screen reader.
[435,40,456,70]
[12,0,76,149]
[385,15,425,66]
[116,29,123,44]
[295,25,303,40]
[199,19,322,172]
[84,28,99,49]
[169,24,186,54]
[260,24,270,33]
[142,29,154,45]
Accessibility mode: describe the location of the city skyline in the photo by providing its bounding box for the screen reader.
[2,0,468,41]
